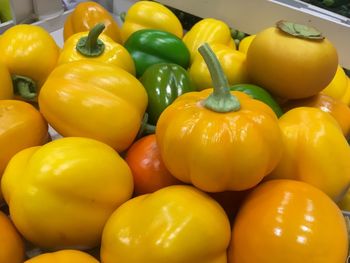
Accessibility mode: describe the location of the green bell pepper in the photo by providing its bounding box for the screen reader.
[140,63,195,125]
[0,0,12,22]
[230,84,283,117]
[124,29,190,77]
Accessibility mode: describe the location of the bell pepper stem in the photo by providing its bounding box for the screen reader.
[198,43,240,112]
[76,23,106,57]
[144,124,156,134]
[12,75,37,100]
[137,113,156,139]
[119,12,126,22]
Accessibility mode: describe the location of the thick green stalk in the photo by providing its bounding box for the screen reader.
[76,23,106,57]
[12,75,37,100]
[198,43,240,112]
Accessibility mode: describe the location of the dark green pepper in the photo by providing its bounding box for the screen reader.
[140,63,195,125]
[124,29,190,77]
[230,84,283,117]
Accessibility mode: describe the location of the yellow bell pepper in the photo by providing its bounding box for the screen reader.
[58,23,135,75]
[120,1,183,43]
[266,107,350,201]
[183,18,236,63]
[0,100,48,200]
[0,62,13,99]
[24,250,99,263]
[238,34,256,54]
[0,24,60,101]
[282,93,350,138]
[38,60,148,152]
[322,65,350,105]
[101,185,231,263]
[189,43,248,90]
[1,137,134,249]
[156,44,283,192]
[64,1,122,44]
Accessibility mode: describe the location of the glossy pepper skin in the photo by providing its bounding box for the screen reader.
[140,63,195,125]
[38,60,148,152]
[125,134,181,196]
[189,43,248,91]
[1,137,134,249]
[266,107,350,201]
[63,1,122,43]
[228,179,348,263]
[101,185,231,263]
[322,65,350,105]
[120,1,183,43]
[24,250,99,263]
[0,100,48,200]
[282,93,350,138]
[183,18,236,63]
[124,29,190,77]
[156,44,283,192]
[0,24,60,101]
[230,84,283,117]
[58,23,135,75]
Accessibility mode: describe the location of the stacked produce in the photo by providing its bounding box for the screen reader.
[0,1,350,262]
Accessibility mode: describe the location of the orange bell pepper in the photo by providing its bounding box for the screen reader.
[0,100,48,200]
[229,179,348,263]
[0,211,25,263]
[156,43,283,192]
[63,1,122,44]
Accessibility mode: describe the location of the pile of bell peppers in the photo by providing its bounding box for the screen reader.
[0,1,350,263]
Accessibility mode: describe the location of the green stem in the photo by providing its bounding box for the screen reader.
[119,12,126,22]
[76,23,106,57]
[136,113,156,139]
[12,75,37,100]
[144,123,156,134]
[198,43,240,112]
